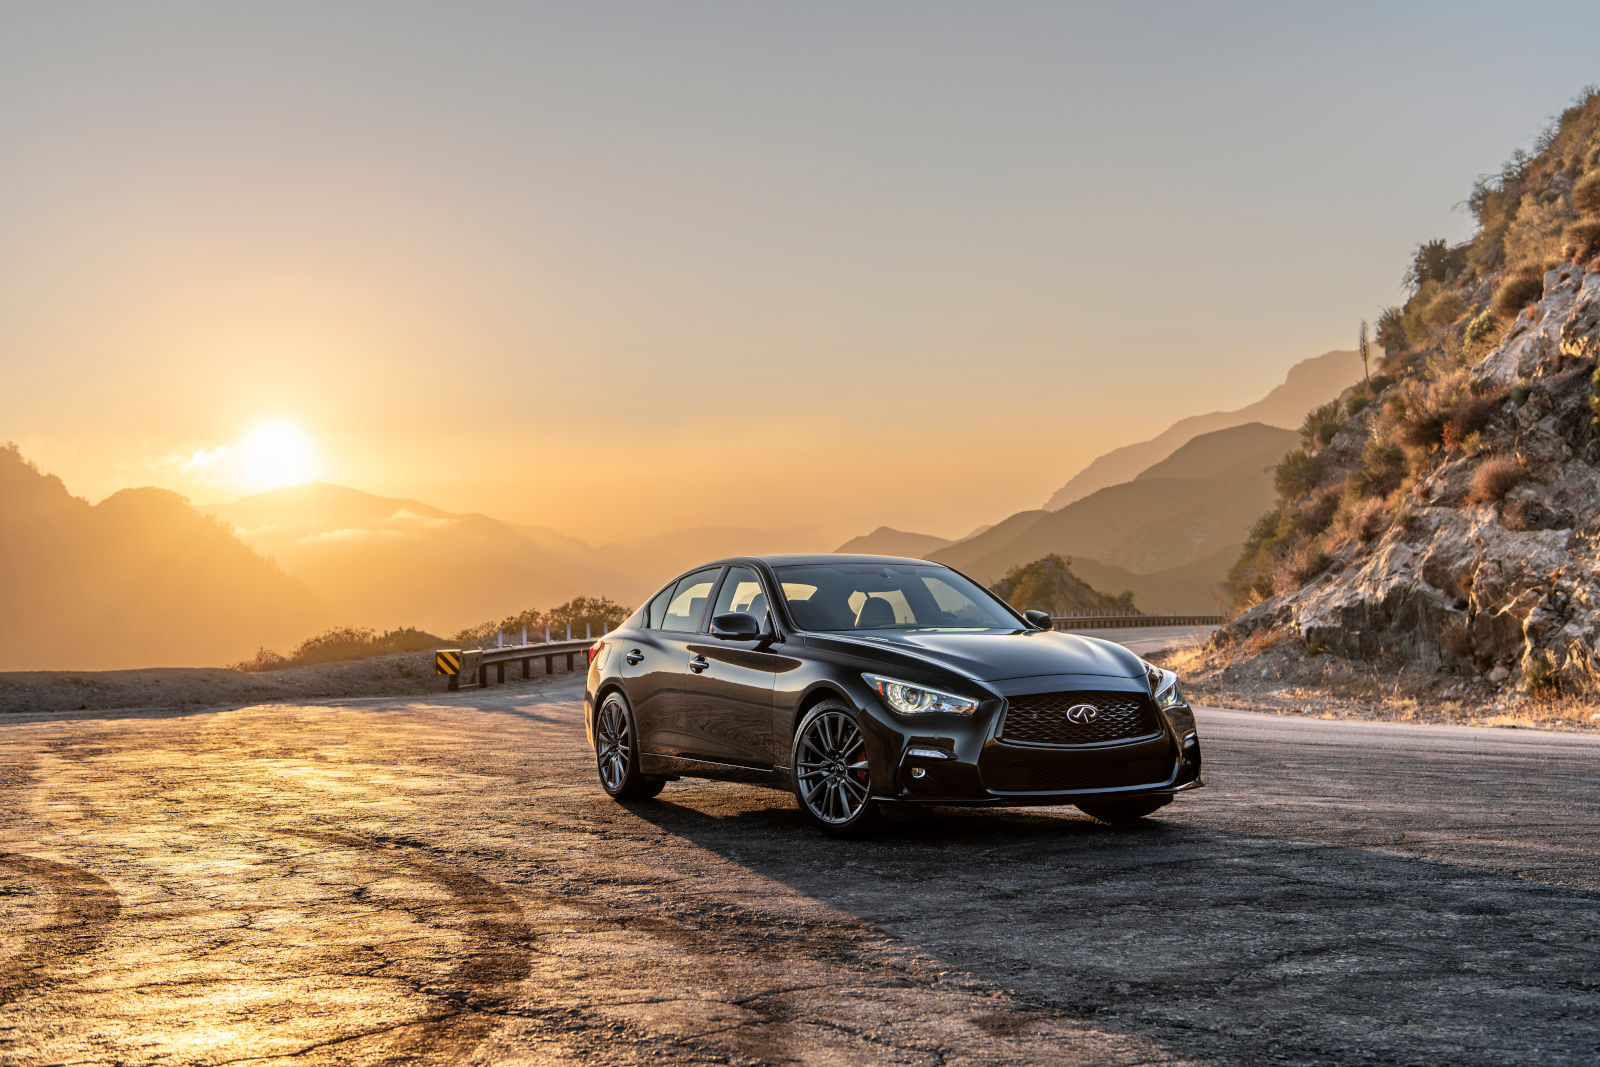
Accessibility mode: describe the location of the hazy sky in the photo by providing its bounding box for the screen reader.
[4,2,1598,543]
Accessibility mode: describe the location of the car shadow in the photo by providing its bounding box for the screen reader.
[627,793,1600,1066]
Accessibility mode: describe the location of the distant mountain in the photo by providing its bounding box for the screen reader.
[0,446,325,669]
[833,526,953,558]
[210,484,614,634]
[931,422,1300,611]
[1044,348,1362,509]
[210,488,813,633]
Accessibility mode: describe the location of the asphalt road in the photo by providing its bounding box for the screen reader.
[2,671,1597,1064]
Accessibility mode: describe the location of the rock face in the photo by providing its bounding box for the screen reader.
[1219,264,1600,695]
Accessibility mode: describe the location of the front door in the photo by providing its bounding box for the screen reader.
[634,566,722,758]
[679,565,779,767]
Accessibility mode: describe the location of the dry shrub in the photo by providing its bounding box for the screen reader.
[1422,289,1466,329]
[1330,495,1388,548]
[1467,455,1523,504]
[1269,540,1332,595]
[1439,618,1474,661]
[1388,368,1503,451]
[1491,265,1545,318]
[1244,627,1287,655]
[1564,218,1600,261]
[1575,170,1600,215]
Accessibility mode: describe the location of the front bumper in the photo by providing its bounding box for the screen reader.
[849,675,1204,807]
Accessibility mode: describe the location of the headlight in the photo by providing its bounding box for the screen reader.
[1143,661,1185,711]
[862,674,978,716]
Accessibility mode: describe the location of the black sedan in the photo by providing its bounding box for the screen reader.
[584,554,1202,834]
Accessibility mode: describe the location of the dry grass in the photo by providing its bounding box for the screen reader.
[1574,170,1600,215]
[1564,218,1600,262]
[1467,454,1523,504]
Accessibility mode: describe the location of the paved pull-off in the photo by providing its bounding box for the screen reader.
[1,680,1597,1065]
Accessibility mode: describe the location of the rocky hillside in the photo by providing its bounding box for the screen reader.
[1208,89,1600,704]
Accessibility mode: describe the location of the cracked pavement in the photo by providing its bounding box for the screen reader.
[2,676,1598,1065]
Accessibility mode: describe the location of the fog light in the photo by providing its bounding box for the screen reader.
[910,767,927,779]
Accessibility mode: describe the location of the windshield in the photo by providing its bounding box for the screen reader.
[774,563,1021,632]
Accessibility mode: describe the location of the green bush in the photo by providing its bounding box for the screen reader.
[1463,309,1499,346]
[1299,400,1343,450]
[1348,440,1407,499]
[1346,392,1371,416]
[1510,381,1532,407]
[1491,266,1545,318]
[1375,306,1407,355]
[1274,449,1323,497]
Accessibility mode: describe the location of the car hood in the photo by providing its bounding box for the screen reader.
[823,628,1146,684]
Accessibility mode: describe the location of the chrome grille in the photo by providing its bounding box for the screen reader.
[999,690,1161,746]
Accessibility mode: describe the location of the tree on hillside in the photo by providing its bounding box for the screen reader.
[1403,238,1466,291]
[990,555,1137,617]
[1358,319,1371,386]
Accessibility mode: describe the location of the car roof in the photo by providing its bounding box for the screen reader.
[711,553,944,568]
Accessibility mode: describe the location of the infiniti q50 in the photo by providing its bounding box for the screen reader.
[584,554,1202,834]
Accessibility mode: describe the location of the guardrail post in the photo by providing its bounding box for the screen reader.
[521,657,530,678]
[477,662,487,688]
[496,661,505,684]
[545,654,554,674]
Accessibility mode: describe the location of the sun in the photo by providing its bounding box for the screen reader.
[237,419,320,492]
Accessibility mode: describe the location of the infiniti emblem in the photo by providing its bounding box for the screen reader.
[1065,704,1100,724]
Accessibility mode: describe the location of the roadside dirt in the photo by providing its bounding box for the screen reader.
[0,650,548,719]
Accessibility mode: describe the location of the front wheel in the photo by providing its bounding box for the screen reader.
[595,692,665,801]
[1075,796,1169,824]
[792,703,881,836]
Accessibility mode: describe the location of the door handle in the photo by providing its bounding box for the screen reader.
[688,654,709,674]
[625,649,644,665]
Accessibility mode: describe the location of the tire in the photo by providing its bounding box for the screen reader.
[791,701,881,836]
[1075,796,1169,825]
[594,691,665,801]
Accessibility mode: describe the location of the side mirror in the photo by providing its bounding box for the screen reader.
[710,611,761,640]
[1023,610,1053,631]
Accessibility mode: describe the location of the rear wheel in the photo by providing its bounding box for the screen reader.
[1076,796,1169,824]
[792,703,880,836]
[595,692,665,801]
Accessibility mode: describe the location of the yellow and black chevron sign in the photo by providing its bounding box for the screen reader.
[435,649,462,676]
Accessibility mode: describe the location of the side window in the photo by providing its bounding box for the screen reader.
[661,568,720,633]
[712,566,768,624]
[645,585,674,630]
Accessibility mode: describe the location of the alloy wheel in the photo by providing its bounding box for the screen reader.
[596,697,632,793]
[796,710,871,825]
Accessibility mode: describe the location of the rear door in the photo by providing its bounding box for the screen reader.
[633,567,722,758]
[680,565,780,767]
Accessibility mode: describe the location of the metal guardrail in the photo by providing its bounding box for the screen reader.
[435,615,1229,690]
[1051,614,1227,629]
[435,638,595,691]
